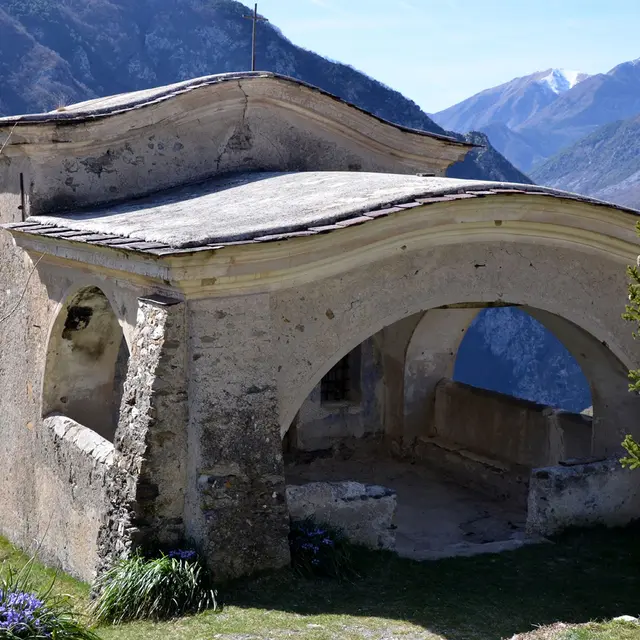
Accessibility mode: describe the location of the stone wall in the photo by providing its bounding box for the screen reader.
[183,294,290,581]
[99,295,189,573]
[527,459,640,535]
[286,481,397,550]
[411,379,593,505]
[0,209,145,580]
[35,416,115,580]
[431,379,593,468]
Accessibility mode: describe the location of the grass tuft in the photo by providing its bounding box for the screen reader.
[91,553,217,625]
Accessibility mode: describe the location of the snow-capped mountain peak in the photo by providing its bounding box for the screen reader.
[539,68,587,94]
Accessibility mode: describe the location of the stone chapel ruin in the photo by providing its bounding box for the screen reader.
[1,72,640,582]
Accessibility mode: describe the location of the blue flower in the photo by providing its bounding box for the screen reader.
[168,549,197,560]
[322,538,334,546]
[0,589,48,635]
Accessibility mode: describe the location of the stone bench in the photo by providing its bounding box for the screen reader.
[286,481,397,550]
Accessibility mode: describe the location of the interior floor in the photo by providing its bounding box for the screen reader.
[285,446,529,560]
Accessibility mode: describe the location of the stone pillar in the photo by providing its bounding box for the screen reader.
[185,294,290,581]
[98,294,188,569]
[377,313,423,452]
[403,308,480,443]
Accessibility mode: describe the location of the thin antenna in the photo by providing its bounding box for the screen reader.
[243,3,269,71]
[19,173,26,222]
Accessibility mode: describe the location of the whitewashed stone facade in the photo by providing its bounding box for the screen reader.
[1,73,639,582]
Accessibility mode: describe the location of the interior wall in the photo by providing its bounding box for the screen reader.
[291,336,384,451]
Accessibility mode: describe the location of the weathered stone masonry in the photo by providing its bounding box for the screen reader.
[184,295,290,579]
[98,295,188,572]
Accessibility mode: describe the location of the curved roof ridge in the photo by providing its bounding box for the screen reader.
[0,71,470,147]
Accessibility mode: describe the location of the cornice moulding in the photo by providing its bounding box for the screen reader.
[10,194,639,298]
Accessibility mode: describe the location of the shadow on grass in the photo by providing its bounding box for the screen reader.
[226,524,640,640]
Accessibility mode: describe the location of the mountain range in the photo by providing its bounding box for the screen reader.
[0,0,529,185]
[433,68,590,135]
[531,114,640,208]
[0,0,595,413]
[433,59,640,210]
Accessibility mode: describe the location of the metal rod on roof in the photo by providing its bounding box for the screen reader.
[243,3,268,71]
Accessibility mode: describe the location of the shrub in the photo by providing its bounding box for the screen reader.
[0,560,97,639]
[91,550,217,624]
[289,519,357,579]
[621,248,640,463]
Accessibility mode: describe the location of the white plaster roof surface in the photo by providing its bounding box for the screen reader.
[11,171,637,255]
[35,172,463,247]
[0,72,463,146]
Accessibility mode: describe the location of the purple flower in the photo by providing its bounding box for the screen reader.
[322,538,334,546]
[168,549,197,560]
[0,589,48,635]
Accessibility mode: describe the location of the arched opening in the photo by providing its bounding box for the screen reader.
[281,300,627,560]
[42,286,129,442]
[454,307,592,413]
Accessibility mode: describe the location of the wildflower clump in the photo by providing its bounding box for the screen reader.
[0,564,97,639]
[0,590,49,638]
[91,549,217,624]
[289,519,357,579]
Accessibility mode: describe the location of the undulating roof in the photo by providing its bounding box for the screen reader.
[4,172,637,256]
[0,71,464,147]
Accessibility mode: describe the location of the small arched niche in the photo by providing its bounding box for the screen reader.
[43,286,129,442]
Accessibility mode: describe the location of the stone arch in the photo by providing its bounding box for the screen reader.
[276,240,640,457]
[42,285,129,442]
[523,307,633,453]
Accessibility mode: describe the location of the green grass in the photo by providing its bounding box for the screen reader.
[518,620,640,639]
[0,537,89,605]
[3,525,640,640]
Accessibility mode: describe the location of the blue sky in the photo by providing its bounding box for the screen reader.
[253,0,639,113]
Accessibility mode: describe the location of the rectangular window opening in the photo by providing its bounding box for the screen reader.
[321,347,362,404]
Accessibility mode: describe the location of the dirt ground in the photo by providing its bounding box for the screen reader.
[285,445,531,560]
